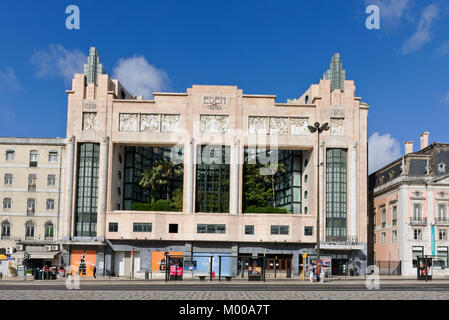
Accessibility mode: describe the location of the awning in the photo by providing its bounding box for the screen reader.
[29,252,59,260]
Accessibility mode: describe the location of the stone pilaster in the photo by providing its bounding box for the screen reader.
[350,142,358,238]
[230,139,240,215]
[184,139,195,213]
[97,136,109,239]
[62,136,75,240]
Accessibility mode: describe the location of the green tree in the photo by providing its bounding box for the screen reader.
[154,158,183,201]
[243,163,272,208]
[139,166,164,203]
[261,162,287,207]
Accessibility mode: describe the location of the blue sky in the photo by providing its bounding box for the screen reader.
[0,0,448,172]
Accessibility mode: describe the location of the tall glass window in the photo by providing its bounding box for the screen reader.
[326,148,347,241]
[75,143,99,237]
[243,149,302,213]
[196,145,230,213]
[123,146,184,210]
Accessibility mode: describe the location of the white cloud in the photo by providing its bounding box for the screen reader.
[0,68,22,93]
[436,41,449,56]
[402,3,439,54]
[440,91,449,105]
[31,44,85,84]
[0,68,21,125]
[112,55,169,99]
[365,0,410,29]
[369,132,402,173]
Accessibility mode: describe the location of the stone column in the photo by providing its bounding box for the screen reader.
[350,142,358,239]
[184,139,195,213]
[97,136,109,239]
[230,139,240,215]
[62,136,75,240]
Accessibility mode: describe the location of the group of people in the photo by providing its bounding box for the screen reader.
[308,263,325,283]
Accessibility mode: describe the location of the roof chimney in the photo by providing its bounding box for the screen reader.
[420,131,429,150]
[405,141,413,154]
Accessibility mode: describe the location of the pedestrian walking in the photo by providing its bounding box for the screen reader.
[93,265,97,279]
[316,263,321,282]
[308,265,314,283]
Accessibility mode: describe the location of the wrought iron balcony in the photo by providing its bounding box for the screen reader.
[409,217,427,225]
[323,236,360,246]
[436,217,449,225]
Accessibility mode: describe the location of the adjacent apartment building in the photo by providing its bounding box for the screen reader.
[0,137,65,275]
[369,132,449,276]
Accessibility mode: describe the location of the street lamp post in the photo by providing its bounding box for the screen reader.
[308,122,329,261]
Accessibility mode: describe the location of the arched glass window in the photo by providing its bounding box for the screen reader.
[45,221,54,239]
[25,221,35,239]
[1,220,10,238]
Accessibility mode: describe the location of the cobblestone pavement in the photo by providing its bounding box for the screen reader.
[0,290,448,300]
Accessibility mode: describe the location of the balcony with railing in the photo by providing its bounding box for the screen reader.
[409,217,427,225]
[320,236,364,250]
[436,217,449,225]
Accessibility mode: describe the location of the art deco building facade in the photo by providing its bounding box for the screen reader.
[369,133,449,276]
[56,48,369,278]
[0,48,369,278]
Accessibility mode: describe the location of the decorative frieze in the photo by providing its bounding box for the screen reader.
[269,117,288,136]
[82,112,96,131]
[119,113,138,132]
[290,117,309,136]
[330,118,344,136]
[161,114,180,133]
[200,115,229,134]
[248,116,268,135]
[140,114,160,133]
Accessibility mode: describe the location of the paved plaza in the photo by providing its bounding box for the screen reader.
[1,277,449,300]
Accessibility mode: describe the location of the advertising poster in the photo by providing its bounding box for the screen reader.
[71,250,96,276]
[248,258,262,276]
[151,252,183,271]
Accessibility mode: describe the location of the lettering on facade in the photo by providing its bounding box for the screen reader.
[203,96,227,111]
[83,101,97,110]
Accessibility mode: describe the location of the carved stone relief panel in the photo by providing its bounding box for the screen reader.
[200,115,229,134]
[248,116,268,135]
[330,118,344,136]
[290,117,309,135]
[140,114,160,133]
[269,117,288,135]
[161,114,180,132]
[82,112,96,131]
[119,113,138,132]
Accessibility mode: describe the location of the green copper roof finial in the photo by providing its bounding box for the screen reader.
[323,53,346,91]
[83,47,105,85]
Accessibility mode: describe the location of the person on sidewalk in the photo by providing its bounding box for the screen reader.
[93,265,97,279]
[309,265,314,283]
[316,263,321,282]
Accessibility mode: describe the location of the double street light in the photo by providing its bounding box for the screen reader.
[307,122,329,261]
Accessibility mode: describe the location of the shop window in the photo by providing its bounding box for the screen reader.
[412,247,424,268]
